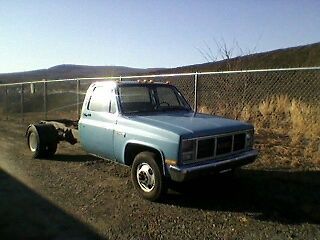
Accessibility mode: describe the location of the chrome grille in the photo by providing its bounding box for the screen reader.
[184,131,249,164]
[216,135,233,155]
[233,133,246,151]
[197,138,215,159]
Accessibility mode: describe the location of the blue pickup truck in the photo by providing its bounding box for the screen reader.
[26,80,258,201]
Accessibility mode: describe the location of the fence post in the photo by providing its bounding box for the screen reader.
[5,86,8,120]
[20,84,24,122]
[43,79,47,119]
[194,72,198,113]
[76,79,80,119]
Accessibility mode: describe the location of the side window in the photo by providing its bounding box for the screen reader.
[110,99,116,114]
[88,87,117,113]
[88,87,108,112]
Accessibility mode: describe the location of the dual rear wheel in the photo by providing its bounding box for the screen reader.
[26,125,58,158]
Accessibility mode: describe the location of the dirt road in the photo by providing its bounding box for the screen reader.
[0,121,319,239]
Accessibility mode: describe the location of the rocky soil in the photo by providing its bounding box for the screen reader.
[0,121,319,239]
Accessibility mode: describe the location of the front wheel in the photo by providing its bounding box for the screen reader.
[131,151,166,201]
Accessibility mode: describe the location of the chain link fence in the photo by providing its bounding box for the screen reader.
[0,67,319,122]
[197,68,320,118]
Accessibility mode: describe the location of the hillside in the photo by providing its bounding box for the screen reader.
[0,65,164,84]
[152,42,320,74]
[0,42,319,84]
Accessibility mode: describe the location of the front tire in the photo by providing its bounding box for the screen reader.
[131,151,166,201]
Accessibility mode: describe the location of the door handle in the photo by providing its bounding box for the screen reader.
[83,113,91,117]
[115,131,126,137]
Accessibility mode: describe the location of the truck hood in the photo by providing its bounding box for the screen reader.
[128,112,252,138]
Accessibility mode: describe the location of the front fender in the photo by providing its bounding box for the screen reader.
[123,140,169,176]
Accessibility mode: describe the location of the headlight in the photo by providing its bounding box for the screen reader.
[245,131,254,148]
[181,139,196,162]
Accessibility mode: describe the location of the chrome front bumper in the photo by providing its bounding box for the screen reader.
[168,149,258,182]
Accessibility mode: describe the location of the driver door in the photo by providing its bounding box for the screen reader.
[79,86,117,160]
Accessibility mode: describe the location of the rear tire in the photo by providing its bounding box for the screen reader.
[45,142,58,158]
[27,126,44,158]
[131,151,166,201]
[26,125,58,159]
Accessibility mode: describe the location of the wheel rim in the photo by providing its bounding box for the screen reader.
[136,163,155,192]
[29,132,38,152]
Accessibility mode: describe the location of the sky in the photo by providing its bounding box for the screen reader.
[0,0,319,73]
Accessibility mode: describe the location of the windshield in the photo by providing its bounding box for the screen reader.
[118,84,191,114]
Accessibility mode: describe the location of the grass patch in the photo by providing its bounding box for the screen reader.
[199,95,320,168]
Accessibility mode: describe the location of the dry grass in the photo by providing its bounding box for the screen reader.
[199,95,320,167]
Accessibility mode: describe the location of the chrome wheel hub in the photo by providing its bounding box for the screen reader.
[136,163,155,192]
[29,132,37,152]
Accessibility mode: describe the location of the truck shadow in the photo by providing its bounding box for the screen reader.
[0,169,102,239]
[164,169,320,224]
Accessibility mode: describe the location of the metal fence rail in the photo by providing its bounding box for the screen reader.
[0,67,319,122]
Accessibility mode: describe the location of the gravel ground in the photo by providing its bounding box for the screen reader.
[0,120,319,240]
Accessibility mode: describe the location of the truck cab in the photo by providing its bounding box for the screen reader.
[27,80,257,201]
[78,81,258,201]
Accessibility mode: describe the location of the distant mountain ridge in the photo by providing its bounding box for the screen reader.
[0,64,164,84]
[1,42,319,84]
[151,42,320,74]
